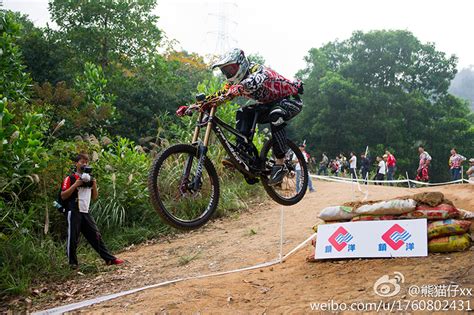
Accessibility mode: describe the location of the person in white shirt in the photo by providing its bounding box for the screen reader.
[61,153,124,268]
[416,145,432,182]
[294,143,315,193]
[448,148,466,181]
[349,152,357,180]
[375,155,387,185]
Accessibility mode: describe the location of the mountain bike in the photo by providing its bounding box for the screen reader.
[148,93,309,230]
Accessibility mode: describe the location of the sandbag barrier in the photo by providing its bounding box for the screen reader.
[309,192,474,260]
[311,174,471,187]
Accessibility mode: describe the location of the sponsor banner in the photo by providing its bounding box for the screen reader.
[315,219,427,259]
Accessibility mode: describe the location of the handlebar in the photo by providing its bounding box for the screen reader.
[184,94,230,116]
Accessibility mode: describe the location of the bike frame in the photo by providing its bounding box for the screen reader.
[186,106,263,189]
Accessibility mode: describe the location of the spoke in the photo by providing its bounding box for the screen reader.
[156,152,212,223]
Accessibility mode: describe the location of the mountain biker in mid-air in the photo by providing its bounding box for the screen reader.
[177,48,304,186]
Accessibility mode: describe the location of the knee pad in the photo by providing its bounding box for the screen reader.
[269,107,286,126]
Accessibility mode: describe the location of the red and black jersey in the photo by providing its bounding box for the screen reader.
[62,173,80,191]
[208,63,302,104]
[237,63,300,103]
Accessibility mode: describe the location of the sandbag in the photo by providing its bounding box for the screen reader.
[428,234,472,253]
[355,199,416,215]
[411,192,445,207]
[319,206,354,221]
[396,192,453,207]
[427,219,471,239]
[352,214,400,222]
[402,204,460,220]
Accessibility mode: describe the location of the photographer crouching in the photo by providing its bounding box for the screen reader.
[61,153,124,268]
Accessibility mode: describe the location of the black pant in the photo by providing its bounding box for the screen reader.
[66,210,115,265]
[236,99,302,159]
[375,173,385,185]
[361,168,369,184]
[350,168,357,180]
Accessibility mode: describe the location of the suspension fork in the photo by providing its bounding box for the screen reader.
[181,112,204,192]
[188,107,216,191]
[191,112,203,143]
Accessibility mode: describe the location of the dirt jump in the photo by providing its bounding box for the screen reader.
[30,181,473,313]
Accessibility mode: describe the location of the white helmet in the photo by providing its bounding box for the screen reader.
[212,48,249,84]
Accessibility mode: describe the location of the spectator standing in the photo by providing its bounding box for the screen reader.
[349,152,357,180]
[335,156,342,176]
[61,153,124,268]
[318,152,329,176]
[385,150,397,185]
[360,153,370,184]
[329,159,337,176]
[339,154,347,176]
[416,145,432,182]
[448,148,466,181]
[294,143,315,193]
[375,155,386,185]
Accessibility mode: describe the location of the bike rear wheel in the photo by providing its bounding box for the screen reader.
[148,144,220,230]
[260,138,309,205]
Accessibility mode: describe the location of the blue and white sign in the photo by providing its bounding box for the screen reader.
[315,219,427,259]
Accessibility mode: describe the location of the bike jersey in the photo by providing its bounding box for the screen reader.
[239,64,300,103]
[210,63,301,104]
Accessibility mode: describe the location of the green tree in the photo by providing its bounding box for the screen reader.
[49,0,162,69]
[293,30,474,181]
[248,53,266,65]
[11,11,74,84]
[107,51,212,139]
[32,63,116,138]
[449,66,474,111]
[0,10,31,102]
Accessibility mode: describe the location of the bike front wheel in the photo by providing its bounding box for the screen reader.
[260,138,309,205]
[148,144,220,230]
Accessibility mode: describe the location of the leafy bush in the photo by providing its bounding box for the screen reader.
[91,137,152,229]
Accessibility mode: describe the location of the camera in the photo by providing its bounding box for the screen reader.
[80,165,94,187]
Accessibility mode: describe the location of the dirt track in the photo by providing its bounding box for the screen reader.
[30,180,474,313]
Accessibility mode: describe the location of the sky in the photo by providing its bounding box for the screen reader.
[4,0,474,79]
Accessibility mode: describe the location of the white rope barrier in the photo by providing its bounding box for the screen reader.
[311,174,468,187]
[351,171,369,201]
[409,178,464,186]
[312,174,408,184]
[282,232,317,262]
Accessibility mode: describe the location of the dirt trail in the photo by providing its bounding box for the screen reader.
[29,181,474,313]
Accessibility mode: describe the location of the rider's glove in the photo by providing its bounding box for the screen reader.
[227,85,244,97]
[176,105,189,117]
[294,80,304,95]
